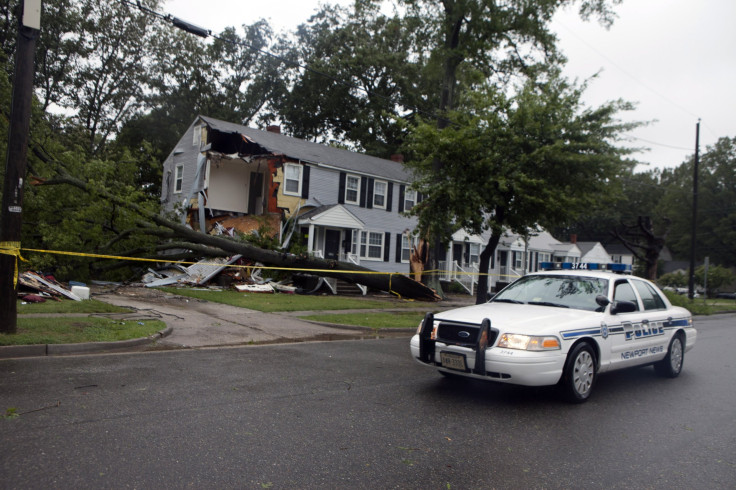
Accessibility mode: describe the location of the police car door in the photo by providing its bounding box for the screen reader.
[629,278,670,363]
[608,278,654,370]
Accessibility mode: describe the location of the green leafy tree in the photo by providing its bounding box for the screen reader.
[397,0,623,294]
[657,271,687,289]
[405,72,637,303]
[558,168,665,244]
[657,137,736,267]
[278,2,433,157]
[695,264,735,297]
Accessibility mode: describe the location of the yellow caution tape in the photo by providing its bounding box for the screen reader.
[17,247,522,280]
[0,241,26,288]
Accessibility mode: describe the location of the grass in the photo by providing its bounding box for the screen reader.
[664,291,736,315]
[1,317,166,346]
[300,311,425,329]
[17,299,129,314]
[159,287,430,312]
[2,298,164,346]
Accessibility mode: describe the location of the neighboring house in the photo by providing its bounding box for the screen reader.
[604,242,635,267]
[577,241,612,264]
[160,116,421,275]
[441,228,583,294]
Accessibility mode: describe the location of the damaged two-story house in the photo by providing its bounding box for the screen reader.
[160,116,423,277]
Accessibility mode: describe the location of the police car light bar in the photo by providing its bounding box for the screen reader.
[539,262,632,273]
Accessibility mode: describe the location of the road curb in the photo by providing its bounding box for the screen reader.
[297,318,416,333]
[0,325,173,359]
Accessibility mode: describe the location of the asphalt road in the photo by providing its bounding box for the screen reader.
[1,314,734,489]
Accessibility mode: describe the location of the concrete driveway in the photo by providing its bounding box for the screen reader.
[93,285,385,349]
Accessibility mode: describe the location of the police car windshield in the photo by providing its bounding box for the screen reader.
[492,275,609,312]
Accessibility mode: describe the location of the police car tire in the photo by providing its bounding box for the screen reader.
[561,342,597,403]
[654,334,684,378]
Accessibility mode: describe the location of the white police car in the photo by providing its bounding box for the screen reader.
[410,263,696,402]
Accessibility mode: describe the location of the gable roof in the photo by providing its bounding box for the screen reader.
[576,241,600,255]
[297,204,365,230]
[199,115,413,183]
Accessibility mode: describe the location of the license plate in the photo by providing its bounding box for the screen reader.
[440,351,467,371]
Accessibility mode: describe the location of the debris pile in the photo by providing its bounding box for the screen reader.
[141,256,302,294]
[18,271,83,302]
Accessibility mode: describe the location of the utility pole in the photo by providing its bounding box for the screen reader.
[687,120,700,300]
[0,0,41,334]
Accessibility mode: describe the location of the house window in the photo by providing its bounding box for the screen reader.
[345,174,360,204]
[401,235,412,262]
[352,230,383,260]
[514,251,523,270]
[404,189,416,211]
[366,232,383,259]
[174,164,184,193]
[469,243,480,264]
[373,180,387,209]
[283,163,302,196]
[538,253,551,271]
[192,125,201,147]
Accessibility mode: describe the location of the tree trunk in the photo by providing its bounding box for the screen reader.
[475,230,502,304]
[37,172,441,301]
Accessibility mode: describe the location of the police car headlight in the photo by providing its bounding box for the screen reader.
[416,320,438,340]
[498,333,561,351]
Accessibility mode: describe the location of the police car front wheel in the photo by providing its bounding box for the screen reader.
[654,334,684,378]
[561,342,597,403]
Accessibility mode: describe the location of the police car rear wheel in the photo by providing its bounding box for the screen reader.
[561,343,596,403]
[654,334,684,378]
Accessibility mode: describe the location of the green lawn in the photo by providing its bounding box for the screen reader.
[1,317,166,346]
[17,299,129,314]
[664,291,736,315]
[3,298,164,345]
[159,287,431,312]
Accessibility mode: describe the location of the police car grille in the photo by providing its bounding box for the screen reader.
[437,322,480,345]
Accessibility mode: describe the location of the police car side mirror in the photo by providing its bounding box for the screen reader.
[611,300,637,315]
[595,295,610,308]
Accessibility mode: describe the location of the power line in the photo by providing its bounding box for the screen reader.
[624,135,692,151]
[555,20,702,121]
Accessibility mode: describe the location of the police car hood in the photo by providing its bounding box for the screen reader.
[434,302,600,334]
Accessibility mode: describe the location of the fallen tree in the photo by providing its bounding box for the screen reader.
[33,156,440,301]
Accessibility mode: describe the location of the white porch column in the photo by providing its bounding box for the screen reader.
[307,223,315,254]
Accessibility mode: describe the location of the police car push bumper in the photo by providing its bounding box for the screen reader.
[411,335,566,386]
[411,312,566,386]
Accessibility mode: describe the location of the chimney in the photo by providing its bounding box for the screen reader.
[390,153,404,163]
[570,234,577,244]
[267,125,281,134]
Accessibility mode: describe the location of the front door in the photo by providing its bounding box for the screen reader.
[453,243,463,266]
[324,229,340,260]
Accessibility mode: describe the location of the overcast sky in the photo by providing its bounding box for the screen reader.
[164,0,735,170]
